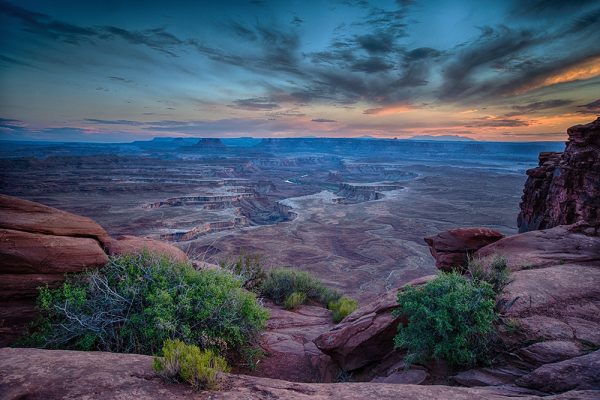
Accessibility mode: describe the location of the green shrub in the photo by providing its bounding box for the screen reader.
[284,292,307,310]
[393,272,498,367]
[260,267,340,307]
[467,254,511,294]
[26,252,269,356]
[153,339,229,390]
[328,296,358,323]
[220,253,266,293]
[239,346,266,371]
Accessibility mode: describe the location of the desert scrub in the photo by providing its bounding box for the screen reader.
[393,272,498,367]
[154,339,229,390]
[328,296,358,323]
[26,252,269,355]
[467,254,511,294]
[220,252,266,293]
[260,267,341,307]
[284,291,307,310]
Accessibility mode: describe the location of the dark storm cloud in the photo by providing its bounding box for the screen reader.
[577,99,600,114]
[505,99,574,116]
[229,98,280,111]
[312,118,337,123]
[466,118,529,127]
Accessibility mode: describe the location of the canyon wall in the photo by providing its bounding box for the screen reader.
[518,117,600,232]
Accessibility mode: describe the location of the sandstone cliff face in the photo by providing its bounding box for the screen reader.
[518,118,600,232]
[0,194,189,346]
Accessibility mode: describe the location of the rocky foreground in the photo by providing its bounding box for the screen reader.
[1,348,598,400]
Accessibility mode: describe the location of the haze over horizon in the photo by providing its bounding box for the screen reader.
[1,0,600,142]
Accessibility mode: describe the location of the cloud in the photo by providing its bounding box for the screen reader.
[84,118,145,126]
[108,76,133,83]
[311,118,337,123]
[0,117,26,132]
[363,104,415,115]
[577,98,600,114]
[466,117,529,127]
[229,98,280,111]
[505,99,574,116]
[1,1,187,56]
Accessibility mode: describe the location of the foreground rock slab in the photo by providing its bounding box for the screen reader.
[1,348,598,400]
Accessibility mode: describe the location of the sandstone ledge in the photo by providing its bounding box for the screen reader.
[1,347,598,400]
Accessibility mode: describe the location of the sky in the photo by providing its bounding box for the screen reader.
[0,0,599,142]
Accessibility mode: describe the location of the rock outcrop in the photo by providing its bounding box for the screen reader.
[3,347,598,399]
[108,235,189,263]
[315,223,600,390]
[0,194,189,346]
[518,117,600,232]
[424,227,504,271]
[251,303,337,382]
[314,275,435,372]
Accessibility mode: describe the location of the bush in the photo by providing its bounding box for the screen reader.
[220,253,266,293]
[467,254,511,294]
[393,272,498,367]
[153,339,229,390]
[284,292,306,310]
[260,267,340,306]
[328,296,358,323]
[26,252,269,356]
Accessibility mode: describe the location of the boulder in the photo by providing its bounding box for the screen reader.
[516,350,600,393]
[0,195,112,346]
[3,347,597,400]
[518,117,600,232]
[424,227,504,271]
[108,235,189,263]
[476,223,600,271]
[0,194,190,346]
[0,194,112,246]
[314,275,435,371]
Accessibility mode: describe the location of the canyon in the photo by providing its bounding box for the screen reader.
[1,119,599,399]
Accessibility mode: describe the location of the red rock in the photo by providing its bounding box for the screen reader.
[516,350,600,393]
[424,227,504,271]
[108,235,189,263]
[476,224,600,271]
[0,194,112,247]
[250,303,337,382]
[371,369,428,385]
[4,347,594,400]
[518,118,600,232]
[314,275,436,371]
[0,228,109,274]
[0,194,195,346]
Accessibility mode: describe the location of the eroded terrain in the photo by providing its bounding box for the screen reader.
[0,138,563,302]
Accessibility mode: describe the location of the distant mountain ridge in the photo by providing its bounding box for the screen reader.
[406,135,475,141]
